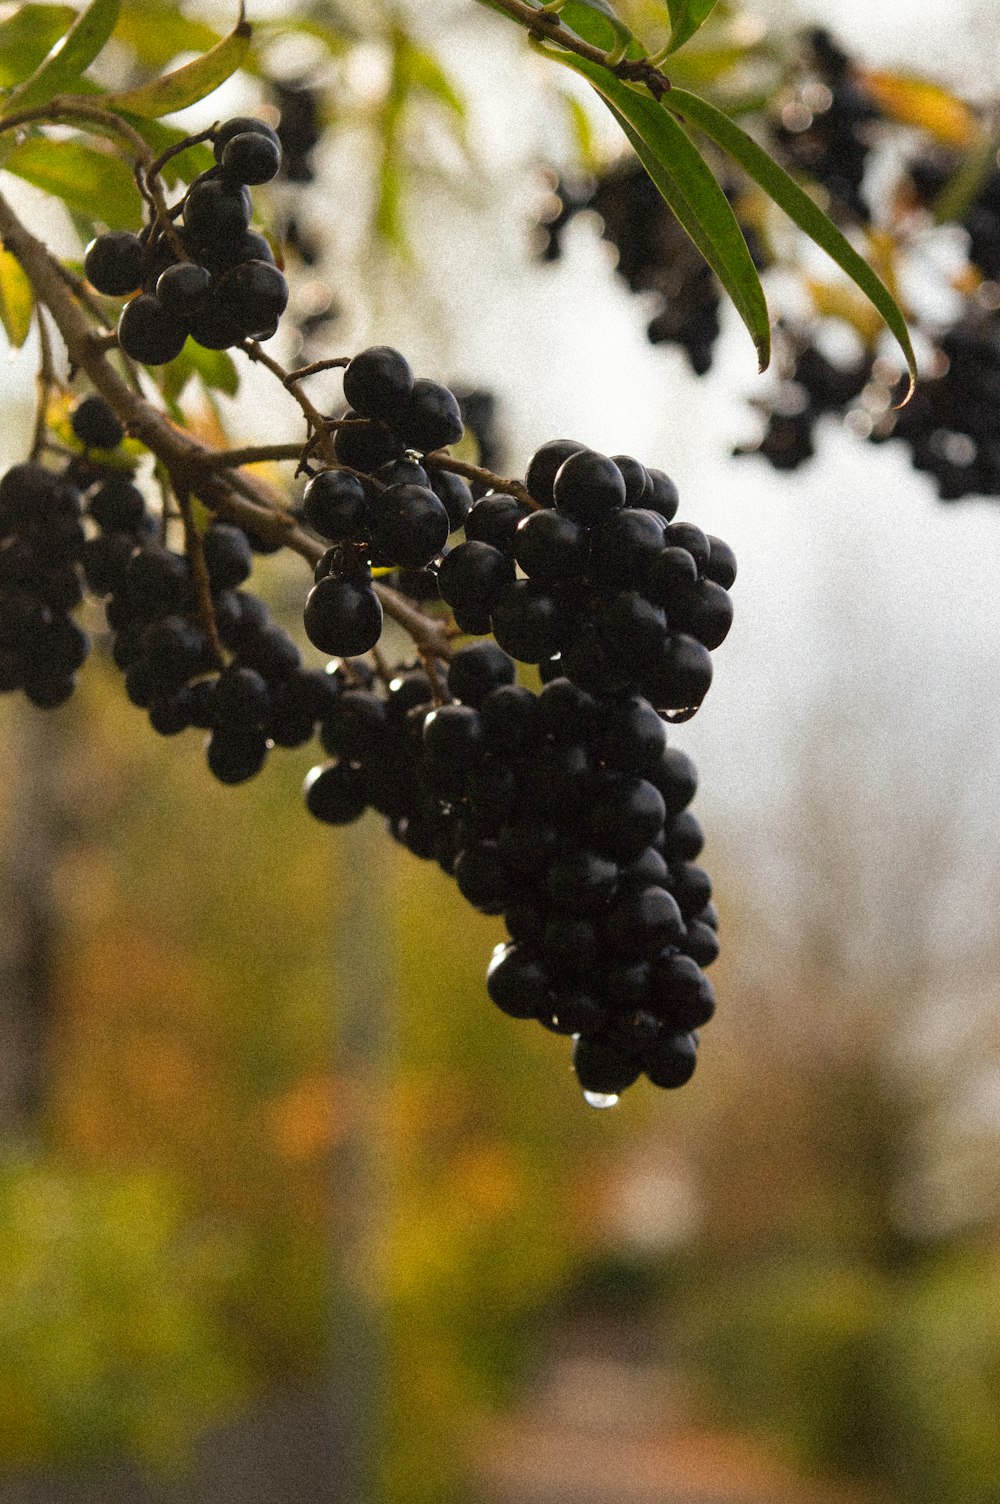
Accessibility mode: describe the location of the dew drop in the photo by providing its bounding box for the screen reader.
[582,1089,620,1110]
[663,705,699,724]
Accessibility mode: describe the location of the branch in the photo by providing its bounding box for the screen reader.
[0,186,454,661]
[477,0,670,97]
[424,451,538,510]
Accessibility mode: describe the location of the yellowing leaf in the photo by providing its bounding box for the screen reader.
[0,249,35,348]
[860,70,981,149]
[102,11,251,118]
[806,279,885,345]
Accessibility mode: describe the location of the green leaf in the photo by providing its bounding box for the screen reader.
[187,342,239,398]
[665,86,917,396]
[100,13,251,118]
[4,137,142,226]
[0,4,78,88]
[112,4,221,73]
[404,44,466,119]
[560,0,633,53]
[7,0,121,111]
[665,0,722,55]
[0,248,34,347]
[542,49,769,369]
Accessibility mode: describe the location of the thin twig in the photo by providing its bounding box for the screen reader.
[477,0,671,97]
[0,186,455,661]
[284,356,352,384]
[424,450,538,510]
[175,480,225,667]
[29,305,59,462]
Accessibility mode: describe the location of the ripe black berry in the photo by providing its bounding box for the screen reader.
[343,346,414,422]
[117,295,188,365]
[303,575,383,656]
[84,232,145,296]
[70,396,124,451]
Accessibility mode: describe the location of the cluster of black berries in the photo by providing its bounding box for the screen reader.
[537,163,725,374]
[878,311,1000,498]
[439,442,735,716]
[772,29,880,223]
[301,347,469,658]
[83,118,287,365]
[304,641,718,1101]
[0,459,88,708]
[907,148,1000,282]
[274,82,322,184]
[736,342,870,470]
[94,516,343,784]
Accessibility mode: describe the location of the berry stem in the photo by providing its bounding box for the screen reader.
[0,185,455,662]
[29,304,59,463]
[175,481,225,668]
[424,451,539,511]
[476,0,670,97]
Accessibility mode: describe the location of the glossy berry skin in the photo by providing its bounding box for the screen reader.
[117,295,188,365]
[206,727,268,784]
[71,397,124,451]
[183,177,252,245]
[644,468,680,523]
[213,117,281,162]
[333,413,404,472]
[303,762,368,824]
[705,535,737,590]
[399,378,464,453]
[490,579,563,663]
[446,641,517,707]
[430,471,473,532]
[343,346,414,422]
[437,541,515,617]
[513,509,588,582]
[465,494,529,551]
[185,295,245,351]
[524,439,584,507]
[486,943,551,1019]
[221,131,282,185]
[572,1036,642,1095]
[303,470,369,541]
[217,260,289,338]
[642,1031,698,1089]
[368,484,450,569]
[155,262,212,323]
[84,232,145,296]
[553,449,627,526]
[610,454,649,505]
[303,575,383,656]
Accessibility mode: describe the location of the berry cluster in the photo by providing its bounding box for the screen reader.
[537,162,726,374]
[883,311,1000,499]
[0,458,88,708]
[736,342,869,470]
[304,642,718,1102]
[301,347,469,658]
[83,118,287,365]
[440,442,735,716]
[772,29,880,223]
[6,363,731,1104]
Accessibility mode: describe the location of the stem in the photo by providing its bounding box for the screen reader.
[29,305,58,463]
[0,185,455,661]
[476,0,670,96]
[175,481,225,668]
[424,451,538,510]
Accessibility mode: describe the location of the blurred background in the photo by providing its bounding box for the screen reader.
[1,0,1000,1499]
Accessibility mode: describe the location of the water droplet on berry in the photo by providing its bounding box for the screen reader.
[663,705,699,724]
[582,1089,620,1110]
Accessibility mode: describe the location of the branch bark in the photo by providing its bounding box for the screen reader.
[0,186,454,660]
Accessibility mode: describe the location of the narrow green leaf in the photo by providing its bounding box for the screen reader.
[560,0,633,53]
[0,249,35,347]
[404,44,466,119]
[0,4,77,88]
[665,0,722,55]
[100,13,251,117]
[187,342,239,398]
[4,137,142,226]
[543,50,769,369]
[665,86,918,395]
[112,5,221,72]
[7,0,121,111]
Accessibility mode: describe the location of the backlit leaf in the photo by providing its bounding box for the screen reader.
[860,69,980,150]
[5,137,142,227]
[665,86,918,398]
[0,249,34,347]
[665,0,722,55]
[101,13,251,118]
[0,4,77,88]
[7,0,120,111]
